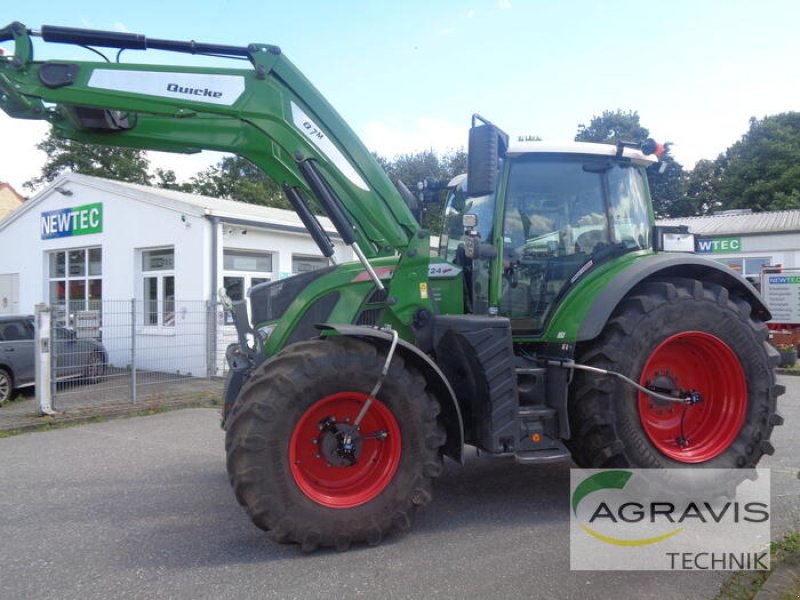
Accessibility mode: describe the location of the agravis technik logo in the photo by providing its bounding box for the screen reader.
[569,469,771,571]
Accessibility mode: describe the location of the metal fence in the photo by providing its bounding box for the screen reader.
[37,299,236,411]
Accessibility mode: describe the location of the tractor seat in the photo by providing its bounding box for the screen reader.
[574,229,609,254]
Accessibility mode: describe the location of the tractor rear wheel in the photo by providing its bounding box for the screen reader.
[569,278,783,469]
[225,336,445,551]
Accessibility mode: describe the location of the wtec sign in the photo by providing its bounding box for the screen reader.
[570,469,770,570]
[41,203,103,240]
[696,237,741,253]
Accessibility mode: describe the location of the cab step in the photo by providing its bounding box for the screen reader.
[514,444,572,464]
[518,405,556,420]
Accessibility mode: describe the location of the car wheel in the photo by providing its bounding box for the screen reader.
[84,352,106,384]
[0,367,13,404]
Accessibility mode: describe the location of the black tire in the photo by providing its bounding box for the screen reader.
[568,277,783,469]
[225,337,445,551]
[0,367,12,404]
[220,370,235,428]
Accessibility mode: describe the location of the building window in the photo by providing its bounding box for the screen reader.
[715,256,772,278]
[48,248,102,320]
[292,255,329,274]
[141,248,175,327]
[223,249,273,273]
[745,257,772,277]
[222,250,273,324]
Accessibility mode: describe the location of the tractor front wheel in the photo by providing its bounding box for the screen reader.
[569,278,782,469]
[225,337,445,551]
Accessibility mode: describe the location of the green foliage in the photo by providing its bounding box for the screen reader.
[716,113,800,212]
[25,129,151,191]
[153,168,194,192]
[575,109,650,145]
[379,149,467,233]
[185,156,289,209]
[681,159,722,215]
[575,109,689,217]
[715,530,800,600]
[576,110,800,216]
[648,149,688,218]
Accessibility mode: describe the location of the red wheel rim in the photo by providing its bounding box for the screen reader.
[638,331,747,463]
[289,392,401,508]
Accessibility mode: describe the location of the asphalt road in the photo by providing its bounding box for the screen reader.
[0,379,797,600]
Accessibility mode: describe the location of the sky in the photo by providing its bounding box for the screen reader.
[1,0,799,192]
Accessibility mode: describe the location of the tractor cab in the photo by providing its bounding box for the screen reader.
[440,127,659,333]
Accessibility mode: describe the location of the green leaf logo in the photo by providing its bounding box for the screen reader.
[572,470,683,547]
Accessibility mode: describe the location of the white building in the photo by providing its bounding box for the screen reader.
[0,173,352,375]
[658,209,800,282]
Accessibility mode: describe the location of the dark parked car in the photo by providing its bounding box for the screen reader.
[0,315,108,403]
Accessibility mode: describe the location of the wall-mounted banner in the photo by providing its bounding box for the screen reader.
[41,203,103,240]
[696,237,741,253]
[762,274,800,324]
[570,469,770,571]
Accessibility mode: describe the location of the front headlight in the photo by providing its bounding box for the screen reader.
[256,324,276,346]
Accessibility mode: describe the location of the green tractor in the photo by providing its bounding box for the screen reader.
[1,23,783,551]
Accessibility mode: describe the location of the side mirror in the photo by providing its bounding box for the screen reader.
[467,115,508,197]
[464,237,497,260]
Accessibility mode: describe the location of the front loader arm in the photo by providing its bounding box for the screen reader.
[0,22,420,256]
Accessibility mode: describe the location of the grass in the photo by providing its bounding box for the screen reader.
[777,365,800,376]
[0,393,221,438]
[0,388,34,409]
[716,530,800,599]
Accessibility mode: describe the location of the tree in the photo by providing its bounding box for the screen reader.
[648,149,688,218]
[153,168,194,192]
[25,130,151,190]
[715,113,800,212]
[378,149,467,233]
[381,150,444,190]
[441,149,467,179]
[187,155,288,209]
[575,109,688,217]
[575,109,649,145]
[681,159,722,216]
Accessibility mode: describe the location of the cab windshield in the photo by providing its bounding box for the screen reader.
[500,155,652,330]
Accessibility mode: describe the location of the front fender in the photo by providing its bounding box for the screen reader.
[318,324,464,463]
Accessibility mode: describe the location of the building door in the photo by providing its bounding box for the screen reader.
[0,274,19,315]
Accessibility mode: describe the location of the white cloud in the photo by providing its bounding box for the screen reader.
[439,26,456,36]
[0,112,225,191]
[467,9,477,18]
[498,0,512,8]
[360,116,467,158]
[113,22,131,33]
[0,113,49,192]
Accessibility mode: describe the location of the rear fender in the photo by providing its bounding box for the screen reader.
[577,254,770,342]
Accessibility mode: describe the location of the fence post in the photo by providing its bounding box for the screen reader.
[206,300,215,378]
[130,298,137,404]
[34,304,55,416]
